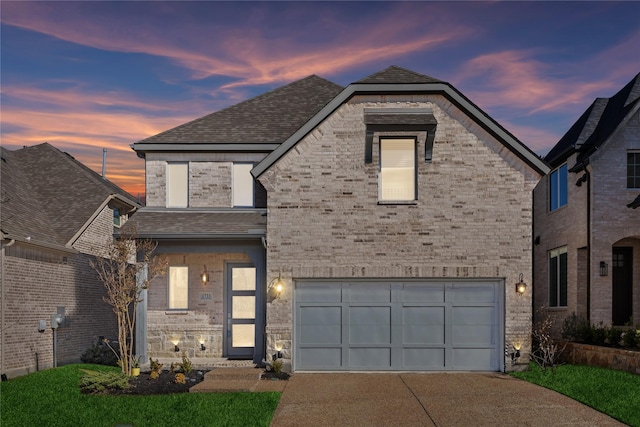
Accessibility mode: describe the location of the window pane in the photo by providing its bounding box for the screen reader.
[167,163,188,207]
[550,170,558,211]
[628,153,640,189]
[549,255,558,307]
[233,163,254,207]
[558,164,568,207]
[232,267,256,290]
[169,266,188,309]
[380,138,415,201]
[559,252,568,306]
[233,296,255,319]
[232,324,255,347]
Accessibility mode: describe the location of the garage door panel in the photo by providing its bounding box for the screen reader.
[350,306,391,344]
[297,284,342,303]
[402,284,445,302]
[453,348,495,369]
[452,306,494,325]
[450,284,496,303]
[403,306,444,344]
[299,347,342,368]
[349,348,391,368]
[298,306,342,345]
[403,348,446,368]
[349,284,391,302]
[453,325,494,345]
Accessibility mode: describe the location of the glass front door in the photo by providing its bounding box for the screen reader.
[225,264,256,358]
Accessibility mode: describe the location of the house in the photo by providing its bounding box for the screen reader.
[0,143,141,378]
[129,66,548,372]
[533,73,640,334]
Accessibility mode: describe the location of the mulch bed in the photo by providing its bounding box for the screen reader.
[109,370,207,395]
[261,371,290,381]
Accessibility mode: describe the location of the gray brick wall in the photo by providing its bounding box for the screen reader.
[533,108,640,333]
[260,95,541,370]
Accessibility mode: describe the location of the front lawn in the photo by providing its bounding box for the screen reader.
[511,363,640,427]
[0,364,280,427]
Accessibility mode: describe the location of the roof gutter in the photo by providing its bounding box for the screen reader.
[131,143,281,158]
[136,232,266,240]
[67,195,139,247]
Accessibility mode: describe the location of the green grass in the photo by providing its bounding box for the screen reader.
[511,363,640,427]
[0,364,280,427]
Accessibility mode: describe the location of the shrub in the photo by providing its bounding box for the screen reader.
[591,324,607,346]
[622,329,639,349]
[271,359,283,374]
[79,369,130,394]
[606,327,624,347]
[80,342,119,366]
[149,357,163,380]
[174,373,186,384]
[178,352,193,374]
[561,313,591,343]
[531,311,565,372]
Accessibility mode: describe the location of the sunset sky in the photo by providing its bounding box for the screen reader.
[2,1,639,197]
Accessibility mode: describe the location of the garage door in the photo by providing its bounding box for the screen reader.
[294,280,503,371]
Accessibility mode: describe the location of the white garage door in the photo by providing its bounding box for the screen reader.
[294,280,504,371]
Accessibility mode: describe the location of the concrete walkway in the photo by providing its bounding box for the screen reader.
[269,372,626,427]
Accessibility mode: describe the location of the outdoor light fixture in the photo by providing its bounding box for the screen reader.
[515,273,527,295]
[201,265,209,284]
[199,337,206,351]
[174,345,180,352]
[171,338,180,352]
[600,261,608,276]
[510,344,521,362]
[268,273,285,298]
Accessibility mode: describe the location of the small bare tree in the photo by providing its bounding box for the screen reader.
[531,309,566,373]
[90,227,166,376]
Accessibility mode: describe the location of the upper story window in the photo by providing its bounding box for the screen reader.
[113,208,127,227]
[167,162,188,208]
[549,163,568,211]
[549,247,567,307]
[627,152,640,188]
[379,137,416,202]
[233,163,254,207]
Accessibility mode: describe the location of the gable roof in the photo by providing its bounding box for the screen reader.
[1,143,140,250]
[545,72,640,168]
[131,75,343,155]
[253,65,549,177]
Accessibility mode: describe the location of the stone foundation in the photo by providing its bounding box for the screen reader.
[562,341,640,375]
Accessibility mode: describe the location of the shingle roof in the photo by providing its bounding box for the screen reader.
[545,73,640,168]
[134,75,343,147]
[356,65,443,84]
[1,143,140,248]
[124,208,266,239]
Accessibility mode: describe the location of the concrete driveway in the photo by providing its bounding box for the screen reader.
[270,372,625,426]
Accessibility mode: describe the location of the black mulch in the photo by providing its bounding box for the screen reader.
[107,370,207,395]
[261,371,290,381]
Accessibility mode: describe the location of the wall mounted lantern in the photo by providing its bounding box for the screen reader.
[510,344,521,362]
[268,273,285,298]
[201,265,209,284]
[199,337,206,351]
[171,338,180,352]
[600,261,608,276]
[515,273,527,295]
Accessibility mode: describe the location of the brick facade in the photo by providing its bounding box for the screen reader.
[0,206,121,378]
[533,107,640,333]
[260,95,541,370]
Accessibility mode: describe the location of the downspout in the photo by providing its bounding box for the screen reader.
[1,238,16,377]
[586,169,591,322]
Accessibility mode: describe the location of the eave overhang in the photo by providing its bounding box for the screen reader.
[131,143,281,158]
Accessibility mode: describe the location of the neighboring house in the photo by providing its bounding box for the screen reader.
[0,143,141,378]
[129,66,548,372]
[533,73,640,335]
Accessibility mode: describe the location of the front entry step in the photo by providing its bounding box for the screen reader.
[189,367,287,393]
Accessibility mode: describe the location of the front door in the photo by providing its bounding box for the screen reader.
[612,247,633,326]
[225,264,256,359]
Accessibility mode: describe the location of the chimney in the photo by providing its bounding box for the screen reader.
[102,148,107,179]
